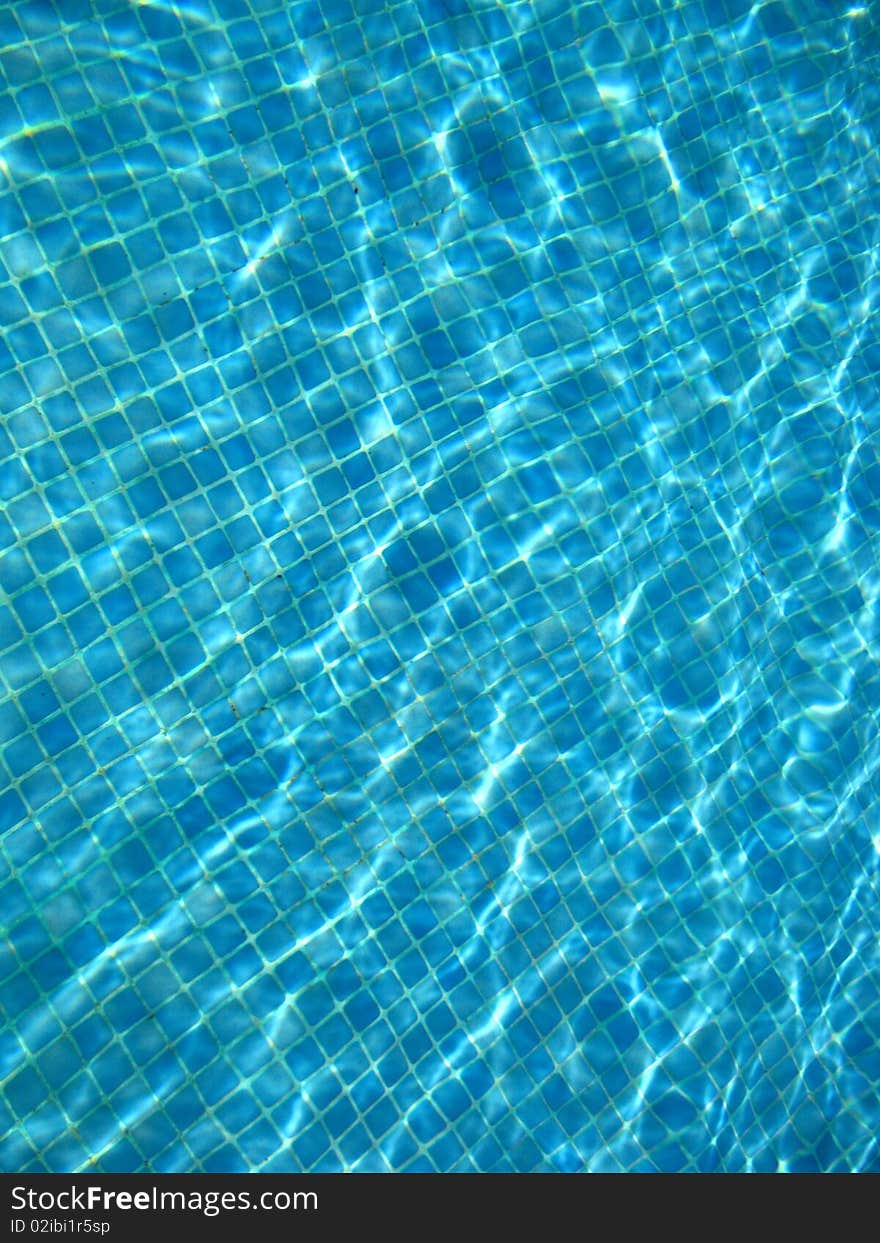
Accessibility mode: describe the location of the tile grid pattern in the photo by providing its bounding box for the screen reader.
[1,0,880,1171]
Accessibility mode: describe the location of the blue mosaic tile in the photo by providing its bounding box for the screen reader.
[1,0,880,1173]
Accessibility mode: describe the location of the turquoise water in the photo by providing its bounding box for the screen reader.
[1,0,880,1173]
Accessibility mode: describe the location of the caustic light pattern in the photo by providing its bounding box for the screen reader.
[1,0,880,1173]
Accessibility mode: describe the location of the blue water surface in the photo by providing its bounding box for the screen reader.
[2,0,880,1172]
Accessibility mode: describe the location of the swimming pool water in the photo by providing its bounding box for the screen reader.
[1,0,880,1173]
